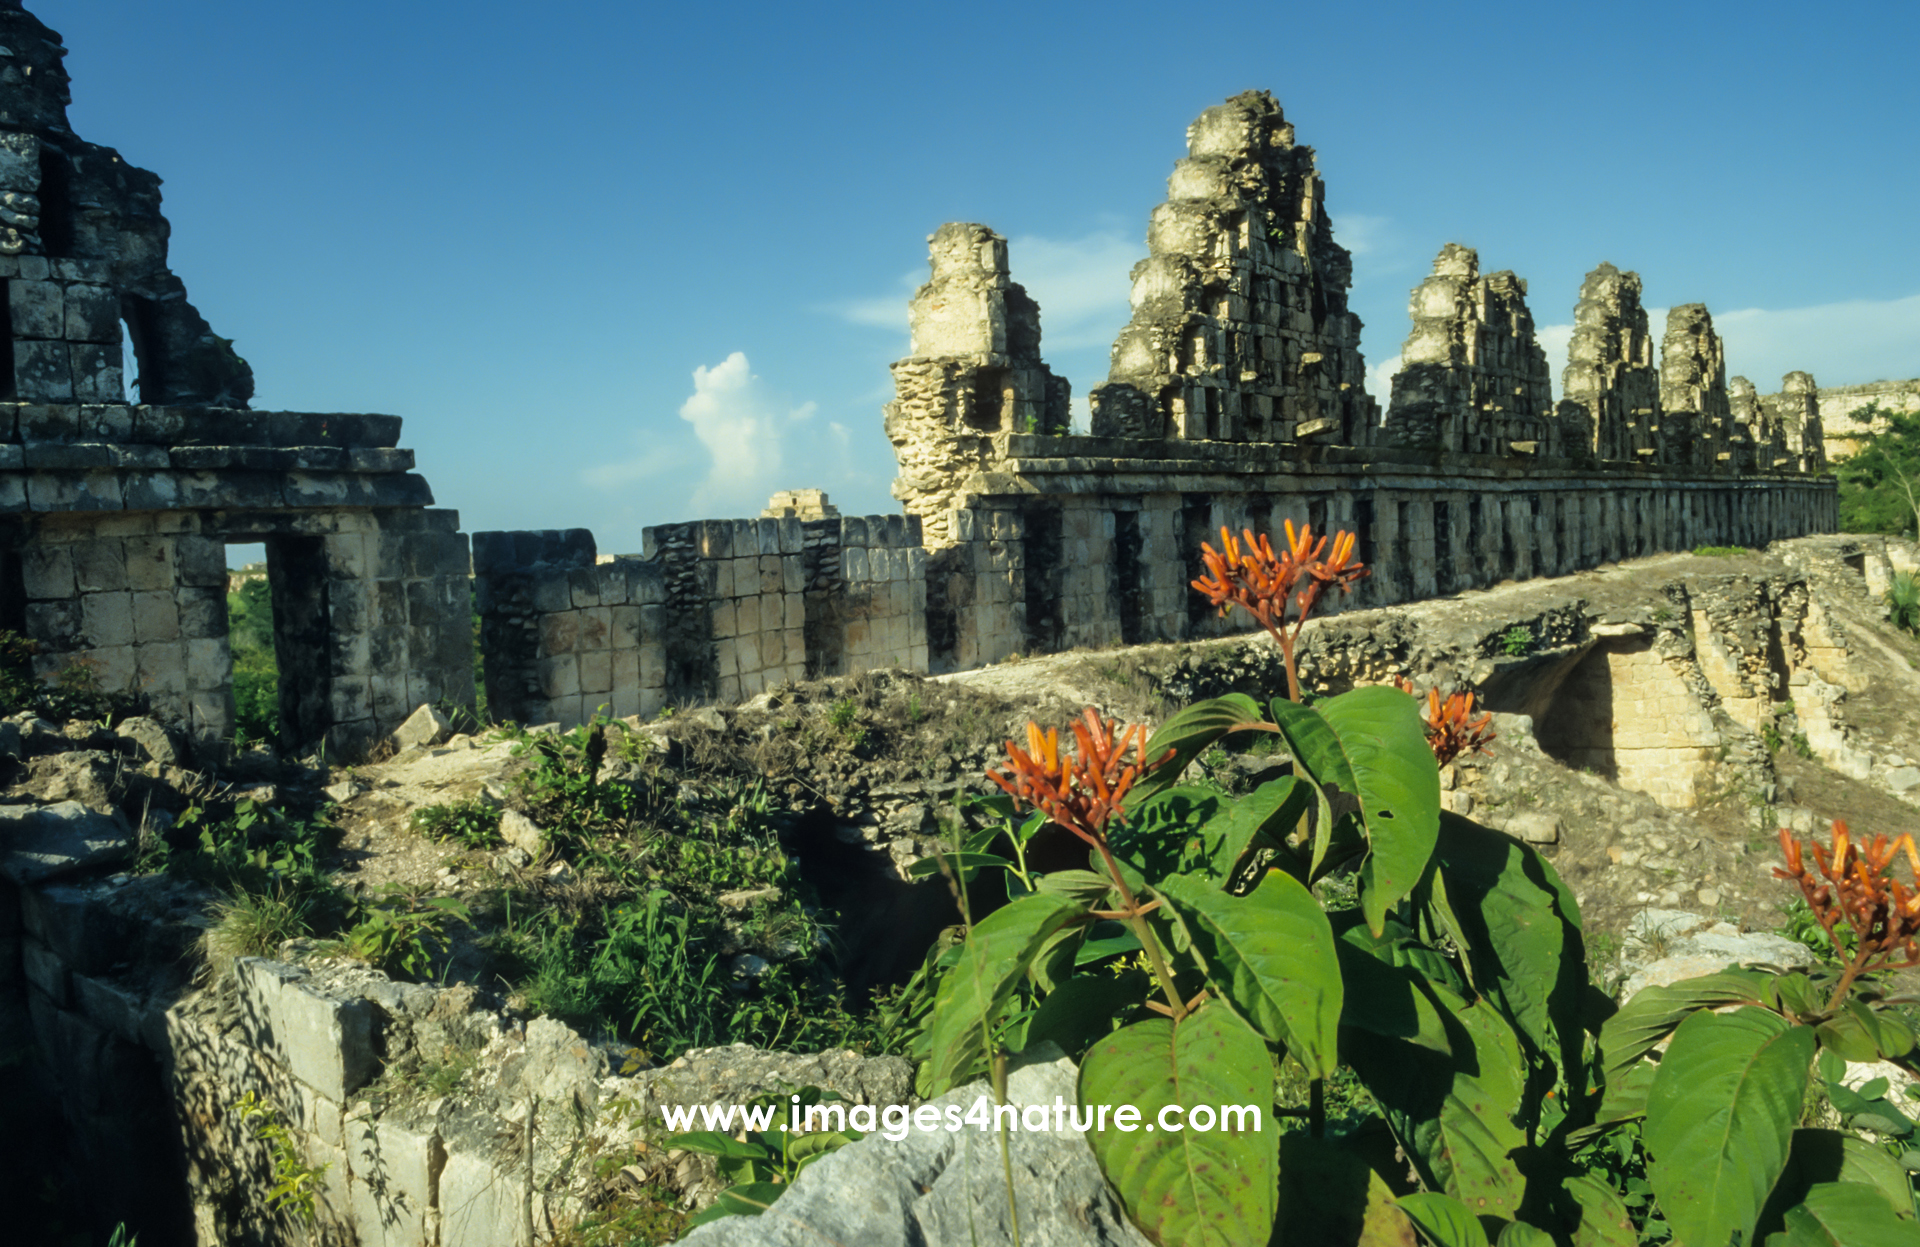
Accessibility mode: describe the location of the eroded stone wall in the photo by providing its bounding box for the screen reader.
[1818,378,1920,462]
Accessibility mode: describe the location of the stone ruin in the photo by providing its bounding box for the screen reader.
[466,88,1837,724]
[0,31,1839,750]
[0,0,472,757]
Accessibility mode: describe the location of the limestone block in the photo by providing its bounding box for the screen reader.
[735,596,760,635]
[757,556,782,595]
[711,599,736,640]
[439,1149,534,1247]
[21,936,69,1005]
[132,590,181,643]
[329,677,373,723]
[70,345,123,403]
[136,641,188,697]
[537,612,580,656]
[8,278,61,338]
[184,637,231,692]
[78,591,134,648]
[578,649,613,696]
[578,606,611,651]
[234,959,377,1101]
[63,283,119,343]
[529,574,573,614]
[609,605,640,649]
[348,1115,442,1247]
[537,655,579,700]
[20,542,74,598]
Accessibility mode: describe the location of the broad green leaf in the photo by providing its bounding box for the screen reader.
[1074,927,1141,965]
[905,850,1008,882]
[1565,1173,1638,1247]
[1204,774,1310,882]
[1348,991,1528,1218]
[1493,1223,1555,1247]
[1028,922,1085,993]
[1426,814,1588,1078]
[925,891,1086,1094]
[1160,868,1344,1077]
[1395,1191,1490,1246]
[1112,786,1226,884]
[1760,1128,1919,1232]
[1598,968,1771,1087]
[1817,998,1918,1063]
[1336,935,1453,1056]
[1131,694,1265,803]
[1277,1134,1420,1246]
[1645,1007,1815,1247]
[661,1131,765,1161]
[1078,1007,1278,1247]
[1270,687,1439,935]
[1036,869,1111,906]
[1025,969,1149,1059]
[1776,1181,1918,1246]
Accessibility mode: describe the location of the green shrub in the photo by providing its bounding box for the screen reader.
[1498,623,1533,657]
[1692,544,1749,557]
[910,688,1920,1244]
[1888,570,1920,635]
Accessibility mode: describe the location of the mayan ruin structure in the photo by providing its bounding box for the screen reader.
[0,1,472,757]
[0,29,1838,744]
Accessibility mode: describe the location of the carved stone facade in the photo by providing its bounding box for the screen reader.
[1383,244,1556,456]
[1658,304,1731,469]
[0,1,472,756]
[1087,91,1377,447]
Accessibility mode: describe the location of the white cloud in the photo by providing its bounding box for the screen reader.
[585,352,828,521]
[675,352,818,516]
[1367,353,1401,408]
[1714,294,1920,391]
[1005,229,1139,352]
[1331,213,1391,258]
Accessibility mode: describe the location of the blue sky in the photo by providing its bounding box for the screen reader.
[40,0,1920,557]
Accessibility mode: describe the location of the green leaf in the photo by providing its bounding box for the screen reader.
[1644,1007,1815,1247]
[1131,694,1266,803]
[924,891,1087,1095]
[1036,869,1112,905]
[1761,1128,1919,1234]
[1270,687,1439,935]
[1078,1007,1279,1247]
[1277,1134,1421,1246]
[1074,927,1141,965]
[662,1131,769,1161]
[1425,814,1587,1073]
[1817,998,1918,1063]
[1493,1224,1555,1247]
[1395,1191,1490,1246]
[1776,1182,1919,1246]
[1348,992,1528,1218]
[905,850,1010,882]
[1335,934,1453,1056]
[1204,775,1310,881]
[1026,969,1149,1059]
[1160,868,1344,1077]
[1598,968,1771,1087]
[1565,1173,1638,1247]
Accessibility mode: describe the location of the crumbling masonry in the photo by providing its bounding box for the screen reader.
[0,1,474,757]
[474,89,1836,719]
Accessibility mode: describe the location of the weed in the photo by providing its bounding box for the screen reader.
[1691,545,1749,557]
[1651,606,1675,623]
[1889,571,1920,635]
[1498,624,1534,657]
[235,1091,330,1226]
[332,884,471,980]
[204,885,319,974]
[411,797,504,849]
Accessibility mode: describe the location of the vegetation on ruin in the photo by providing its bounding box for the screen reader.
[1838,402,1920,537]
[888,524,1920,1246]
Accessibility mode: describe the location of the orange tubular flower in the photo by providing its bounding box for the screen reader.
[1394,677,1497,766]
[1774,821,1920,1001]
[987,708,1172,848]
[1191,521,1370,702]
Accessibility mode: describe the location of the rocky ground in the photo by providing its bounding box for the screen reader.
[7,532,1920,1240]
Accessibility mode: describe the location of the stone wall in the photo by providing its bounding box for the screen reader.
[1087,91,1378,447]
[0,1,474,759]
[1384,244,1556,456]
[474,510,927,719]
[1818,378,1920,462]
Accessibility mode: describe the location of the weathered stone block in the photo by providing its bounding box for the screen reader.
[578,649,613,696]
[80,590,135,647]
[348,1115,442,1247]
[69,344,124,403]
[19,542,74,599]
[14,339,71,401]
[20,936,69,1005]
[131,590,180,643]
[8,278,62,338]
[233,959,377,1101]
[136,641,188,697]
[329,677,372,723]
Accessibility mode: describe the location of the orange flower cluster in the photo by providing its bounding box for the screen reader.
[1191,522,1367,642]
[1775,820,1920,974]
[1395,677,1497,766]
[1192,522,1368,701]
[988,708,1171,847]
